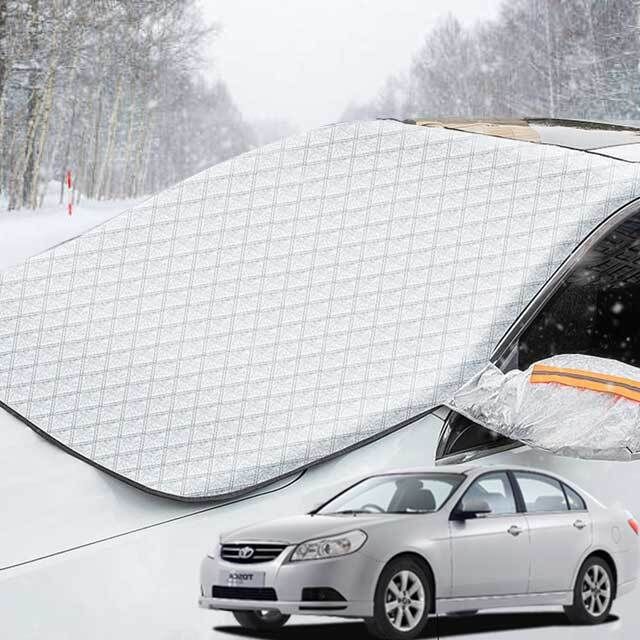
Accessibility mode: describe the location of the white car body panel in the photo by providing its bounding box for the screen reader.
[525,510,593,593]
[449,513,530,597]
[0,400,201,570]
[436,591,574,614]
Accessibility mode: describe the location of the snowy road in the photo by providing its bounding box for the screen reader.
[0,186,142,270]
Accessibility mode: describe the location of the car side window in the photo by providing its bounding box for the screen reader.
[514,472,568,513]
[563,483,587,511]
[462,472,517,515]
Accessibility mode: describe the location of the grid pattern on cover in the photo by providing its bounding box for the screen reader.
[0,120,638,499]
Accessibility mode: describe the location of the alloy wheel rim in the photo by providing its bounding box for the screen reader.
[582,564,611,617]
[384,569,426,631]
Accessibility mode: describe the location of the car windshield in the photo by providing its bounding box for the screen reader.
[317,473,465,515]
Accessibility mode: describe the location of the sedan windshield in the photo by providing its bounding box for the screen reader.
[317,473,465,515]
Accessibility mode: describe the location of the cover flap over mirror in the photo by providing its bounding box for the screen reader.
[447,354,640,460]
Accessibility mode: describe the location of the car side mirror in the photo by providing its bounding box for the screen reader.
[451,498,492,521]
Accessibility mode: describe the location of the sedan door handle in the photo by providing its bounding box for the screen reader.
[507,525,523,537]
[573,519,587,530]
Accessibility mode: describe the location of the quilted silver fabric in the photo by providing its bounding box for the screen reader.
[447,355,640,460]
[1,120,639,499]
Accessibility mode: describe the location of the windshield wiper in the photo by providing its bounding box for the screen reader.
[387,509,433,514]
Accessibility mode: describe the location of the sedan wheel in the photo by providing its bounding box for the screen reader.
[366,558,431,639]
[564,557,614,625]
[385,570,426,632]
[582,564,612,617]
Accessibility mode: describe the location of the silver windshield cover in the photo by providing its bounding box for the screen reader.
[1,120,639,499]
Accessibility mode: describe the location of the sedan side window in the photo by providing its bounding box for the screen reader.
[563,483,587,511]
[461,472,517,515]
[515,472,568,513]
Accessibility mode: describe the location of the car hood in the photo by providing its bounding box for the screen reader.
[221,513,430,545]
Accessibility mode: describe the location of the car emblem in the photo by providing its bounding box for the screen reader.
[238,546,254,559]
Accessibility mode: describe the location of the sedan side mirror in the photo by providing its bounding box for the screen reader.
[451,498,492,521]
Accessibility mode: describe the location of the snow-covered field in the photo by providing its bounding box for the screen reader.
[0,183,144,270]
[0,192,638,639]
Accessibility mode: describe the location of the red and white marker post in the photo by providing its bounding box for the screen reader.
[66,170,73,216]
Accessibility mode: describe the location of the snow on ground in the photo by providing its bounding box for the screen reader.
[0,182,145,270]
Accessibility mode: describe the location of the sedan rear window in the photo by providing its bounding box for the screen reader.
[563,484,587,511]
[317,473,465,515]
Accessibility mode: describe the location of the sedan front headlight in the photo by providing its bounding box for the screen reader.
[290,530,367,562]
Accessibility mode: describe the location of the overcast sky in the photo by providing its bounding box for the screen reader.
[199,1,502,132]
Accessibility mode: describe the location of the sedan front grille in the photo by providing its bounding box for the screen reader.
[212,586,277,601]
[221,543,287,564]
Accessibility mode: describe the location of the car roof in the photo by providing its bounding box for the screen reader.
[375,463,575,480]
[373,464,481,476]
[407,117,640,161]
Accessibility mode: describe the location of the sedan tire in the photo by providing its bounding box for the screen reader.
[232,610,290,631]
[366,557,431,640]
[564,556,614,625]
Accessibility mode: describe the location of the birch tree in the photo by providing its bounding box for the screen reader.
[1,0,252,210]
[346,0,640,126]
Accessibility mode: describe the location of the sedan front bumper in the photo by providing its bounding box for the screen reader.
[198,595,371,617]
[199,548,384,619]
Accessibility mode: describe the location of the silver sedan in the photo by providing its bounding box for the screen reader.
[199,464,639,639]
